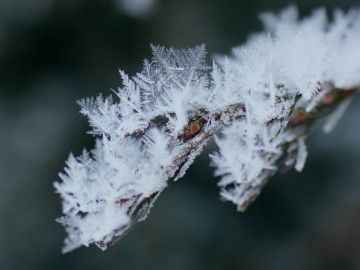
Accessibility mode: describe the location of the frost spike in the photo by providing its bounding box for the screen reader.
[55,6,360,252]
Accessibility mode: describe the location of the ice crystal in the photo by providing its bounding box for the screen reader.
[55,6,360,252]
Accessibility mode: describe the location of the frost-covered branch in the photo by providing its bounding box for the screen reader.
[55,6,360,252]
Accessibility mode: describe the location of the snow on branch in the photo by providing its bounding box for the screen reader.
[55,6,360,252]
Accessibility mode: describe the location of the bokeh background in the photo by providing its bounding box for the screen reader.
[1,0,360,269]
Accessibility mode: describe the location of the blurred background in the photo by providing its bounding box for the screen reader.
[1,0,360,269]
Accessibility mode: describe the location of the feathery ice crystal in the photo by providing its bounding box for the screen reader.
[55,6,360,252]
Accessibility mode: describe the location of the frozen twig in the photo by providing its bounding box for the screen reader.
[55,6,360,252]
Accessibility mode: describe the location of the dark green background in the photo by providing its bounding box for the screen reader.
[1,0,360,269]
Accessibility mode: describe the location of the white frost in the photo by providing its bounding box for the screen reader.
[55,6,360,252]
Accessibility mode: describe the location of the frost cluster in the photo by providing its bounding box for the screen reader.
[55,6,360,252]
